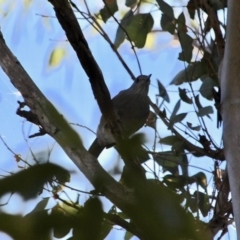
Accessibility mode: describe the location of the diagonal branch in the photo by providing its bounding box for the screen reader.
[48,0,123,142]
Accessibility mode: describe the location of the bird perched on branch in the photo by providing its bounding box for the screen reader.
[89,74,151,157]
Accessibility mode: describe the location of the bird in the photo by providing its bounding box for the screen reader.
[89,74,151,157]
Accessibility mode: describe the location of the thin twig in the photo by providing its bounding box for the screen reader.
[102,0,142,75]
[71,0,135,80]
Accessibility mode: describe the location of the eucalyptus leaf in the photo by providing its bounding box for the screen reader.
[156,0,174,18]
[193,191,210,217]
[99,0,118,22]
[187,122,201,131]
[178,32,193,63]
[157,79,170,102]
[199,76,216,100]
[125,13,154,48]
[197,106,213,117]
[114,10,134,48]
[125,0,137,7]
[170,99,181,122]
[177,12,186,31]
[159,135,181,146]
[178,88,192,104]
[171,62,204,85]
[161,13,175,34]
[186,0,196,19]
[171,113,187,124]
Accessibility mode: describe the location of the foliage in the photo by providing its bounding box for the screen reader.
[0,0,230,239]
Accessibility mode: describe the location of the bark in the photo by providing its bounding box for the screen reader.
[221,0,240,238]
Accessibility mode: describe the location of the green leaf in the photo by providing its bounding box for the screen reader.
[178,32,193,63]
[197,106,213,117]
[125,231,134,240]
[186,194,198,213]
[199,76,217,100]
[156,0,174,18]
[211,0,225,10]
[178,88,192,104]
[171,112,187,124]
[194,94,203,110]
[157,79,170,102]
[171,62,204,85]
[154,151,183,175]
[125,0,137,7]
[52,204,72,239]
[193,191,210,217]
[114,10,134,48]
[177,12,186,31]
[186,0,195,19]
[73,197,103,239]
[115,133,149,163]
[0,163,69,200]
[170,99,181,122]
[191,172,207,189]
[187,122,201,131]
[159,135,181,146]
[163,175,189,189]
[27,198,50,215]
[99,0,118,22]
[125,13,154,48]
[160,13,175,34]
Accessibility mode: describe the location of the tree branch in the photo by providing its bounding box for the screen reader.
[48,0,123,142]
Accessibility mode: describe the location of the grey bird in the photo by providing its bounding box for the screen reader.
[89,74,151,157]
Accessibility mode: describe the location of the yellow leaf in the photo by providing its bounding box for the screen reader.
[49,47,66,68]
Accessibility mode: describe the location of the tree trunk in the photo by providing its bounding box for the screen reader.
[221,0,240,238]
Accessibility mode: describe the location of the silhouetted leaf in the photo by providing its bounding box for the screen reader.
[114,10,134,48]
[0,163,70,200]
[125,13,154,48]
[199,76,216,100]
[156,0,174,18]
[52,204,73,238]
[125,231,134,240]
[170,99,181,122]
[100,0,118,22]
[171,62,204,85]
[73,197,103,240]
[177,12,186,31]
[198,106,213,117]
[157,79,170,102]
[159,136,181,146]
[186,0,196,19]
[191,172,207,189]
[187,122,201,131]
[161,13,175,34]
[194,94,202,109]
[171,113,187,124]
[193,191,210,217]
[178,32,193,63]
[163,175,189,189]
[154,151,181,174]
[125,0,137,7]
[115,133,149,163]
[178,88,192,104]
[28,198,50,215]
[146,111,157,129]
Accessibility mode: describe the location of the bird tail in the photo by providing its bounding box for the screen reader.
[88,138,104,158]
